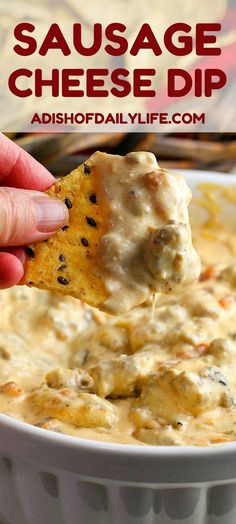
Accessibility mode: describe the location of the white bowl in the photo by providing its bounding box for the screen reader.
[0,170,236,524]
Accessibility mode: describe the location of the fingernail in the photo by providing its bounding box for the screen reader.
[33,195,69,232]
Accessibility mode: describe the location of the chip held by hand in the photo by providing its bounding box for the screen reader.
[24,151,200,315]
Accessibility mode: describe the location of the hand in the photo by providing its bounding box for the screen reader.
[0,133,69,289]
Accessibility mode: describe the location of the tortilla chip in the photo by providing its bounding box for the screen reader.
[24,159,108,309]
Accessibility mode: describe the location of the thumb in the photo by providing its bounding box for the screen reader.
[0,187,68,247]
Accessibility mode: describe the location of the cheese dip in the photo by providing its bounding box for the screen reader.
[1,184,236,446]
[90,151,200,314]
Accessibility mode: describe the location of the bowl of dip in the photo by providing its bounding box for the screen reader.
[0,170,236,524]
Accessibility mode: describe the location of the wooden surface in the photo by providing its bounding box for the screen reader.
[10,132,236,177]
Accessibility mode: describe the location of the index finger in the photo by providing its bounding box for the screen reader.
[0,133,55,191]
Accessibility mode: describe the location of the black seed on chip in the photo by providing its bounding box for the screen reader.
[83,163,91,175]
[81,237,89,247]
[86,216,97,227]
[89,194,97,204]
[61,225,69,231]
[59,254,65,262]
[58,264,67,271]
[25,247,35,258]
[57,276,69,285]
[64,197,72,209]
